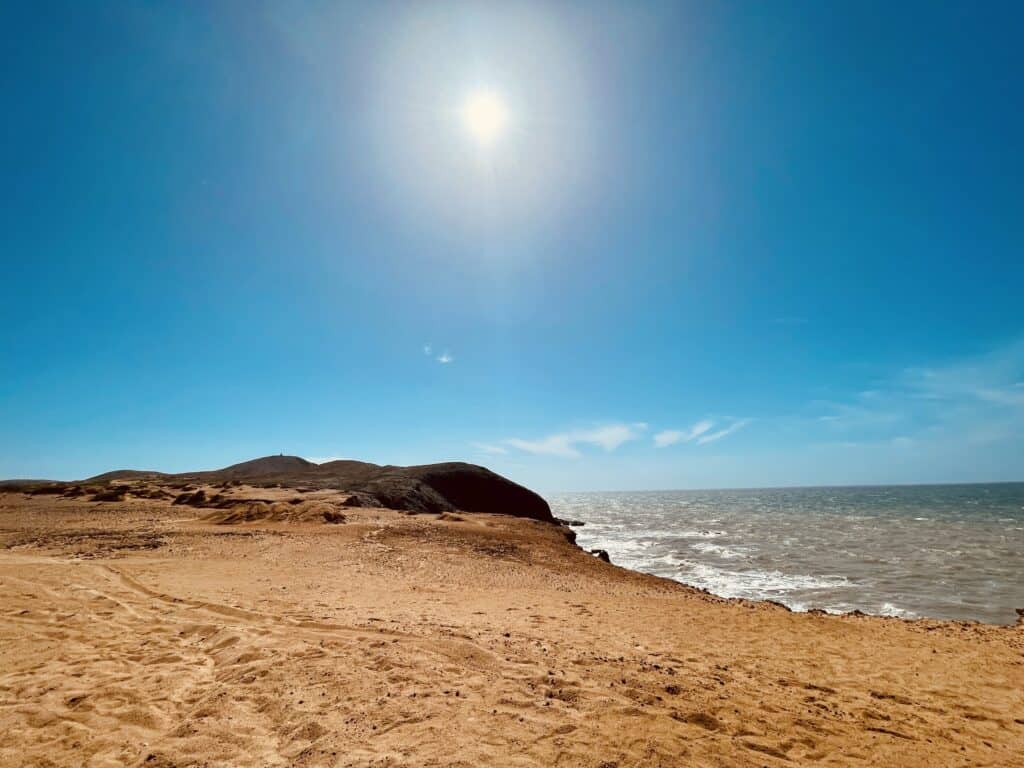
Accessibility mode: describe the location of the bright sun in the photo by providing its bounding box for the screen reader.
[459,89,508,147]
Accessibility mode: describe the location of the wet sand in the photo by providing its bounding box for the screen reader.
[1,488,1022,767]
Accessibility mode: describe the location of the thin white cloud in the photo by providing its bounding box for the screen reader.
[654,419,715,447]
[813,400,901,430]
[696,419,752,445]
[505,434,579,458]
[901,339,1024,407]
[654,430,684,447]
[813,338,1024,449]
[423,344,432,356]
[578,423,645,450]
[437,352,454,364]
[500,422,646,459]
[471,442,508,455]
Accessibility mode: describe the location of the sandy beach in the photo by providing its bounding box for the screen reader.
[1,485,1022,767]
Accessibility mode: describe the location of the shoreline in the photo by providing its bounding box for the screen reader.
[580,538,1024,629]
[2,487,1023,766]
[576,542,1024,628]
[555,484,1024,627]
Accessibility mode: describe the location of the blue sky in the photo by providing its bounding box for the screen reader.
[2,1,1022,491]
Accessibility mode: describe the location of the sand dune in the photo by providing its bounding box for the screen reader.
[1,487,1022,767]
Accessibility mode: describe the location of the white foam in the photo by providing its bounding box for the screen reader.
[676,561,850,600]
[551,486,1024,624]
[690,541,747,559]
[879,602,917,619]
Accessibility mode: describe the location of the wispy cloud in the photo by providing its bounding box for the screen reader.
[579,423,646,450]
[813,400,902,431]
[471,442,508,455]
[505,434,580,458]
[423,343,453,363]
[813,338,1024,449]
[654,430,684,447]
[901,341,1024,408]
[654,419,714,447]
[696,418,752,445]
[499,422,647,459]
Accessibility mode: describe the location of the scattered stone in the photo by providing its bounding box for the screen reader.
[29,484,68,495]
[671,711,721,731]
[173,490,207,507]
[91,489,126,502]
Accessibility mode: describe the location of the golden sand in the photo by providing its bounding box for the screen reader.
[1,487,1022,767]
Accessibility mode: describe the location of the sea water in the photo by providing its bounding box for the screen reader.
[550,483,1024,624]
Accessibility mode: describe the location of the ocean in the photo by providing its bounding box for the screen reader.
[550,483,1024,625]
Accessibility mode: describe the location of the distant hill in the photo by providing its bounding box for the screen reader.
[84,469,169,483]
[5,455,554,522]
[206,455,317,479]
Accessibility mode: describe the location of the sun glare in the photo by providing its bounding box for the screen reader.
[459,90,508,147]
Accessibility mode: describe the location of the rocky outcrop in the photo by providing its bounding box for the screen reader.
[20,455,556,523]
[391,463,553,522]
[186,457,556,522]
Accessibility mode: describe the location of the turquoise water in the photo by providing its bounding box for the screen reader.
[551,483,1024,624]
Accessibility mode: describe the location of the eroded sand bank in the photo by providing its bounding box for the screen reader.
[1,489,1022,767]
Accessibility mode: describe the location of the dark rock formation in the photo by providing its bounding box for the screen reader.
[29,484,73,495]
[356,474,453,515]
[182,456,555,522]
[591,549,611,563]
[340,493,376,508]
[5,454,555,523]
[91,489,127,502]
[390,463,552,521]
[173,490,207,507]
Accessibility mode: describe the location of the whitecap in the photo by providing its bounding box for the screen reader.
[674,561,849,601]
[690,541,747,559]
[879,602,917,618]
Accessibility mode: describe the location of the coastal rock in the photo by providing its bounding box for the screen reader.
[21,455,556,523]
[390,463,553,522]
[355,475,453,515]
[591,549,611,563]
